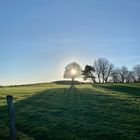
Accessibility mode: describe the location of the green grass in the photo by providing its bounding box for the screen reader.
[0,83,140,140]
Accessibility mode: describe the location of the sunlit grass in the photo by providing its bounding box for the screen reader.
[0,83,69,106]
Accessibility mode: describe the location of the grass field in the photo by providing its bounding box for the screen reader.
[0,83,140,140]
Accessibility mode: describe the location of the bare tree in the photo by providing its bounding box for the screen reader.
[126,71,135,83]
[94,58,114,83]
[133,64,140,82]
[94,60,101,83]
[119,66,128,83]
[104,63,114,83]
[111,68,121,83]
[82,65,96,83]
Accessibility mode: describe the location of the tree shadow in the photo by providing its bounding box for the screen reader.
[69,84,75,92]
[93,84,140,96]
[0,87,76,139]
[0,86,139,140]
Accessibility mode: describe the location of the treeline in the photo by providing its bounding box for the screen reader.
[82,58,140,83]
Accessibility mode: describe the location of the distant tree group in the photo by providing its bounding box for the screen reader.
[64,59,140,84]
[82,58,140,83]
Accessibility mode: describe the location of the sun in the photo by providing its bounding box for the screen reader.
[71,69,77,76]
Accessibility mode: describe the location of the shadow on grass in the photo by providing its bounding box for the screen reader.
[93,84,140,96]
[0,86,140,140]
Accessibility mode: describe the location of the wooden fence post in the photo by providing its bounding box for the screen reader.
[6,95,17,140]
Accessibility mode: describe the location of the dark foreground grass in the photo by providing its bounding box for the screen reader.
[0,83,140,140]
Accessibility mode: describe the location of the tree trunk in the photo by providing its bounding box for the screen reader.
[71,77,74,85]
[102,74,105,83]
[89,72,96,83]
[98,75,101,83]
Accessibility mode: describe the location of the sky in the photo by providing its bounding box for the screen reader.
[0,0,140,85]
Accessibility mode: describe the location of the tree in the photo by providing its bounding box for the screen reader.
[94,58,114,83]
[126,71,135,83]
[111,68,121,83]
[94,60,101,83]
[119,66,128,83]
[104,63,114,83]
[133,64,140,82]
[64,62,82,83]
[82,65,96,83]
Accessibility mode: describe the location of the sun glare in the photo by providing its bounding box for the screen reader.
[71,69,77,75]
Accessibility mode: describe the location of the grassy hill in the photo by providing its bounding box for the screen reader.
[0,83,140,140]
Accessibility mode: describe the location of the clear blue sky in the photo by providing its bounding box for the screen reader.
[0,0,140,85]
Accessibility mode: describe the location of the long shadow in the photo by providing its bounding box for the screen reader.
[92,84,140,96]
[0,87,74,139]
[0,86,140,140]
